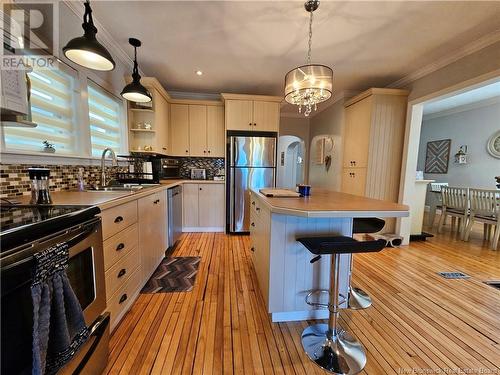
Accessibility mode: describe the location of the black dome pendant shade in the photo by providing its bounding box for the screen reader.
[121,38,152,103]
[62,0,115,71]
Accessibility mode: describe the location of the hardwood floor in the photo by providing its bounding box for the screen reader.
[104,227,500,374]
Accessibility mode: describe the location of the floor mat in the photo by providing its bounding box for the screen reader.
[141,256,201,293]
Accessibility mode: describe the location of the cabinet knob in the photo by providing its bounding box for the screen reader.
[251,201,255,206]
[114,216,123,223]
[199,187,202,191]
[203,150,206,153]
[251,222,255,227]
[253,123,256,127]
[208,150,211,154]
[251,247,255,252]
[256,207,260,211]
[162,147,167,151]
[186,150,189,153]
[116,243,125,251]
[249,122,252,126]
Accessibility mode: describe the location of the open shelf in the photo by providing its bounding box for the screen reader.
[130,128,155,133]
[130,108,154,113]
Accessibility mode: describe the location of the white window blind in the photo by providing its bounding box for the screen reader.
[3,65,78,154]
[87,81,124,158]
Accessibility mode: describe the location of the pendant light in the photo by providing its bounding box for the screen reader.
[121,38,152,103]
[63,0,115,71]
[284,0,333,117]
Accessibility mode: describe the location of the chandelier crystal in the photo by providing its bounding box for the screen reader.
[284,0,333,117]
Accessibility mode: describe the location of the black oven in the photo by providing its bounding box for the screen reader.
[1,215,108,375]
[158,158,181,179]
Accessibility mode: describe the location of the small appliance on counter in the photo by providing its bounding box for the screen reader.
[190,168,207,180]
[214,167,225,181]
[158,158,181,179]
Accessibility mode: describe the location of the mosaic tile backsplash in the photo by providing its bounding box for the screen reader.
[0,164,126,198]
[178,157,225,180]
[0,157,225,198]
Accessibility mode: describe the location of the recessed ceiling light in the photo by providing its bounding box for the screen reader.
[195,70,203,76]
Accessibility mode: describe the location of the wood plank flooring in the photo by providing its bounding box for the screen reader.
[104,225,500,374]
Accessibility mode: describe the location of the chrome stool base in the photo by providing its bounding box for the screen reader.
[301,323,367,375]
[348,287,372,310]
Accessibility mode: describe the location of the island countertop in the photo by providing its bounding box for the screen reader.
[251,188,409,218]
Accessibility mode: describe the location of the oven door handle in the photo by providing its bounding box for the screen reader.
[66,224,98,249]
[73,312,110,375]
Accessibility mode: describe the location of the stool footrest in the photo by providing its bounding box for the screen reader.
[305,289,346,310]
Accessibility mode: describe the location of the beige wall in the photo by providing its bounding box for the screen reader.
[307,100,346,190]
[406,41,500,102]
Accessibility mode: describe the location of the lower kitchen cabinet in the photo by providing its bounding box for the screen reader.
[183,182,225,232]
[101,190,168,330]
[138,191,167,281]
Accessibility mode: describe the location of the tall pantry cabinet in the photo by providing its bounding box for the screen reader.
[341,88,409,206]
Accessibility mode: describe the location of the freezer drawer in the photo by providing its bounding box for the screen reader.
[230,167,275,232]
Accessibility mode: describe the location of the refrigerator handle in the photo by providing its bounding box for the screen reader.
[229,167,235,232]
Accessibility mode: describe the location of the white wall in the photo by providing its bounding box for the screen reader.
[417,101,500,189]
[279,116,310,182]
[308,100,345,190]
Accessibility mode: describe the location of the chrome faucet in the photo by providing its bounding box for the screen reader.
[100,148,118,186]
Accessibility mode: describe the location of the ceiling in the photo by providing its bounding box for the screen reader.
[423,80,500,115]
[91,1,500,100]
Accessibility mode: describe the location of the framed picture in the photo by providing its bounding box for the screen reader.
[425,139,451,174]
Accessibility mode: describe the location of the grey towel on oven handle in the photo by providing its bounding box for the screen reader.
[31,242,90,375]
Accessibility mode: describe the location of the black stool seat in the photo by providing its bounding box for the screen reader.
[297,236,387,255]
[353,218,385,234]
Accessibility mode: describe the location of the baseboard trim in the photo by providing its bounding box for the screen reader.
[182,227,224,233]
[271,310,329,322]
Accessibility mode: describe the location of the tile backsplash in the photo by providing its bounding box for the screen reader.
[0,164,125,198]
[178,157,225,180]
[0,157,225,198]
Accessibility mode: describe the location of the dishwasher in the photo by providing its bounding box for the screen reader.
[167,185,183,249]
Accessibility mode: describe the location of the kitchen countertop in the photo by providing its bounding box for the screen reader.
[251,188,409,218]
[12,179,225,211]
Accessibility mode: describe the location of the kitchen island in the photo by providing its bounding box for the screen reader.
[249,188,409,322]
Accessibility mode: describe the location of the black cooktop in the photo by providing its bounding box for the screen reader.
[0,204,101,252]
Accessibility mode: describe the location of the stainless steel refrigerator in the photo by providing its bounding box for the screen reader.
[227,133,276,233]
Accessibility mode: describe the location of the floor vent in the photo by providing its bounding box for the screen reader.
[484,281,500,290]
[438,272,470,279]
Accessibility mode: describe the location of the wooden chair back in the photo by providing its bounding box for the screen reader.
[469,189,500,218]
[441,187,468,211]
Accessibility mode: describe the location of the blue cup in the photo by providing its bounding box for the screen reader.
[298,184,311,196]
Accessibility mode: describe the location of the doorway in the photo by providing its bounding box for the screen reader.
[277,135,305,189]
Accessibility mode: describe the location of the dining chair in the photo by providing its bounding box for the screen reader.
[428,182,449,226]
[437,187,469,239]
[463,189,500,250]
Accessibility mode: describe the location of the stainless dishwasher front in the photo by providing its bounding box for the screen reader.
[168,185,183,248]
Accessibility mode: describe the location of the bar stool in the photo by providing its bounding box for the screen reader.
[297,233,386,374]
[348,218,386,309]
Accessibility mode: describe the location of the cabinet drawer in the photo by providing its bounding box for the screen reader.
[101,200,138,240]
[103,223,138,270]
[105,245,140,298]
[107,267,142,330]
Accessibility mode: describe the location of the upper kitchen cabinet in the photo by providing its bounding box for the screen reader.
[222,93,281,132]
[341,88,409,204]
[169,100,225,157]
[127,77,170,154]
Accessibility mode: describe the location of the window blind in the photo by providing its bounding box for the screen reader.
[87,81,124,158]
[3,66,78,154]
